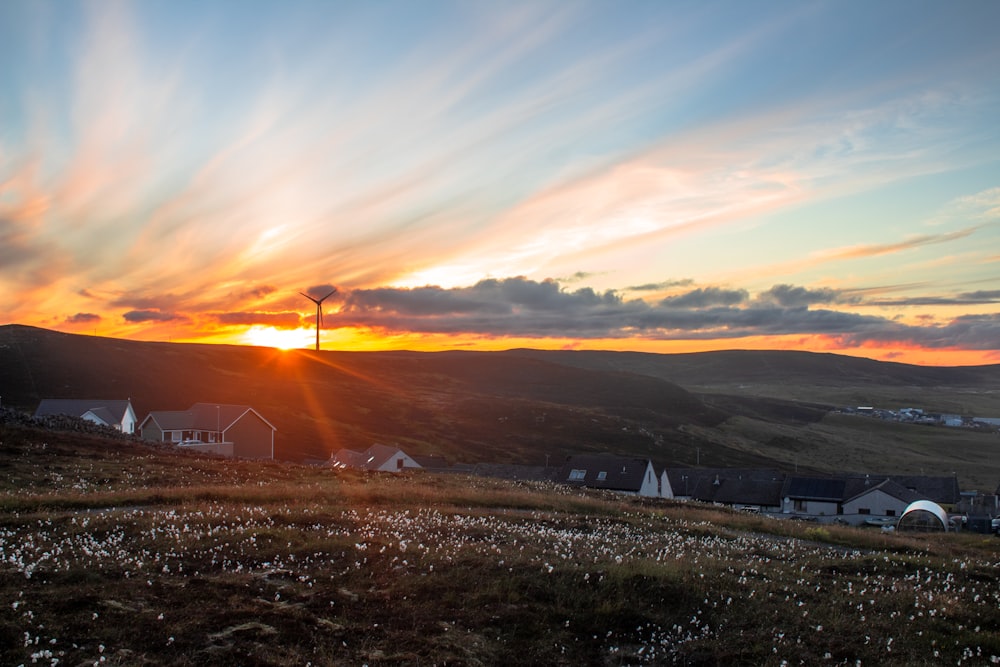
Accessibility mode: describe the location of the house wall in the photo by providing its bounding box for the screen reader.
[227,412,274,459]
[375,450,420,472]
[140,421,165,442]
[660,472,673,499]
[122,407,137,434]
[785,499,840,516]
[843,489,907,518]
[638,463,659,497]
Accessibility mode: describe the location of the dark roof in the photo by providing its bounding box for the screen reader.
[884,474,961,505]
[712,478,785,507]
[557,454,652,492]
[783,477,847,502]
[470,464,555,482]
[843,479,926,505]
[667,469,784,497]
[411,455,449,469]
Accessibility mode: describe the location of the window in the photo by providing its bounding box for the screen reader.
[885,509,896,517]
[793,499,807,512]
[170,432,181,442]
[596,471,607,481]
[569,469,586,481]
[859,508,871,515]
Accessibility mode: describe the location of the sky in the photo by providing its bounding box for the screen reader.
[1,0,999,365]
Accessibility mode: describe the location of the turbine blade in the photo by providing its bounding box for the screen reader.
[319,288,337,303]
[299,291,320,305]
[319,304,324,328]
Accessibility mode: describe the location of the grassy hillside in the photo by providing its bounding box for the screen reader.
[1,424,998,666]
[512,348,1000,416]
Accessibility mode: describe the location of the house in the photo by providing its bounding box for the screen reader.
[883,475,961,508]
[34,398,137,434]
[329,443,421,472]
[840,479,926,525]
[139,403,276,459]
[557,454,659,497]
[781,476,848,517]
[666,468,784,510]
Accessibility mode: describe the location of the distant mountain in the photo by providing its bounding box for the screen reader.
[2,325,998,487]
[505,348,1000,388]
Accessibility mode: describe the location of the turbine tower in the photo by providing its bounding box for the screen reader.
[299,288,337,351]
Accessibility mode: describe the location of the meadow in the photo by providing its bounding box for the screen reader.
[1,424,999,666]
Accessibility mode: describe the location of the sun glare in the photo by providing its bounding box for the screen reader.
[242,326,313,350]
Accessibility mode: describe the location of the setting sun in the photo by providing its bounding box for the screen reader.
[242,326,313,350]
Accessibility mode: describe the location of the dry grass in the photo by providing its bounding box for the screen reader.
[2,424,999,666]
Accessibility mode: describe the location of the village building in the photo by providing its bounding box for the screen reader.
[329,443,422,472]
[34,398,137,434]
[139,403,276,459]
[557,454,659,497]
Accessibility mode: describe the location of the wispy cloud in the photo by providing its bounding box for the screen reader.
[1,1,998,362]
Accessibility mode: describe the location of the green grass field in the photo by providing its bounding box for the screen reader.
[1,425,999,666]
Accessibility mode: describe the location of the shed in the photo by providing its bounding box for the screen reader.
[898,500,949,532]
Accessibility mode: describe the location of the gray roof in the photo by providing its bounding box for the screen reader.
[329,448,367,469]
[141,403,276,433]
[843,478,926,505]
[329,444,419,471]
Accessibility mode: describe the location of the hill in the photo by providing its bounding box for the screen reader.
[2,325,999,488]
[0,422,998,666]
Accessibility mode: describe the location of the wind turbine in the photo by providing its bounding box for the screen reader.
[299,287,337,351]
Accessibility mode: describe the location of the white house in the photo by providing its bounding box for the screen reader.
[841,479,925,525]
[329,443,422,472]
[34,398,137,434]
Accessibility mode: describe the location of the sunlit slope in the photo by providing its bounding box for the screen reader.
[0,325,733,465]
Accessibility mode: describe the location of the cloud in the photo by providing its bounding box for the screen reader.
[660,287,748,309]
[859,289,1000,307]
[838,314,1000,351]
[214,311,303,328]
[756,284,850,307]
[123,310,186,323]
[627,279,694,292]
[65,313,101,324]
[302,284,339,301]
[323,277,1000,352]
[816,228,980,262]
[239,285,278,300]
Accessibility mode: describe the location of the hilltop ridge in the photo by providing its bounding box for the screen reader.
[2,324,998,487]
